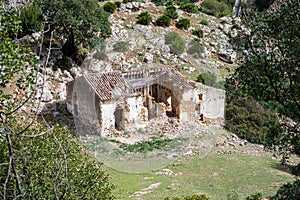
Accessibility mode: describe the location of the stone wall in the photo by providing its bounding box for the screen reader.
[194,84,225,121]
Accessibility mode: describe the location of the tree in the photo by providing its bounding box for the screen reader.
[41,0,111,59]
[227,0,300,161]
[0,6,114,199]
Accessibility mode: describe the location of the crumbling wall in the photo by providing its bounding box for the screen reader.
[100,100,117,133]
[123,95,147,126]
[70,76,102,135]
[194,84,225,120]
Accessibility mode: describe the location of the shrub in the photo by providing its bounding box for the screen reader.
[165,31,186,55]
[170,38,186,54]
[156,15,171,27]
[192,29,204,38]
[113,41,129,52]
[270,180,300,200]
[19,1,44,37]
[255,0,275,11]
[176,18,190,30]
[164,6,178,19]
[103,2,117,13]
[188,40,205,58]
[201,0,232,17]
[93,51,108,61]
[225,97,281,144]
[114,1,122,8]
[200,18,209,25]
[54,55,72,71]
[196,71,216,86]
[180,3,199,13]
[137,11,152,25]
[152,0,168,6]
[165,31,180,45]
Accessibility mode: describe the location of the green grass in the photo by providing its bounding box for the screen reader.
[107,154,295,199]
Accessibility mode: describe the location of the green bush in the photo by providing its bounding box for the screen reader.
[196,71,216,86]
[164,6,178,19]
[152,0,168,6]
[93,51,108,61]
[225,97,281,144]
[19,1,44,37]
[113,41,129,52]
[200,18,209,25]
[165,31,180,45]
[114,1,122,8]
[200,0,232,17]
[180,3,199,13]
[176,18,190,30]
[165,31,186,55]
[255,0,275,11]
[170,38,186,54]
[192,29,204,38]
[103,2,117,13]
[188,40,205,58]
[0,125,114,199]
[54,55,72,71]
[156,15,171,27]
[137,11,152,25]
[270,180,300,200]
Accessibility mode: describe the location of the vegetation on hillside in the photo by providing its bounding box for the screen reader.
[0,4,114,199]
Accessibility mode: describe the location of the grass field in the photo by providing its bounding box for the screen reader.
[106,154,295,199]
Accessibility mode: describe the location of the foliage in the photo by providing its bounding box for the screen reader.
[0,7,114,199]
[227,0,300,159]
[200,0,232,17]
[165,31,186,55]
[176,18,190,30]
[165,194,210,200]
[246,192,263,200]
[0,125,115,199]
[179,3,199,13]
[225,97,281,144]
[93,51,108,61]
[165,31,180,45]
[113,41,129,52]
[19,0,44,37]
[164,6,178,19]
[41,0,111,57]
[201,18,209,25]
[103,2,117,14]
[196,72,216,86]
[54,55,73,71]
[137,11,152,25]
[152,0,168,6]
[270,180,300,200]
[255,0,275,11]
[192,29,204,38]
[0,7,38,91]
[188,40,205,58]
[114,1,122,8]
[119,138,173,153]
[156,15,171,27]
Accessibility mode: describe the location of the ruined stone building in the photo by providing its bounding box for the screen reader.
[67,67,225,136]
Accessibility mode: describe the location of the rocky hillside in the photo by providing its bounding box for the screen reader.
[82,1,243,84]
